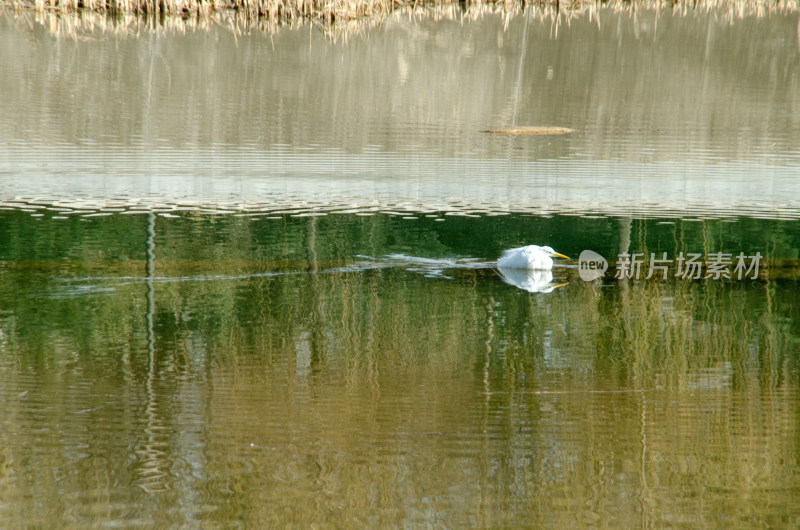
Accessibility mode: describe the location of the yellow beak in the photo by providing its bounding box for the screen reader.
[552,252,570,260]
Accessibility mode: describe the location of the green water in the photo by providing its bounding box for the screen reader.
[2,5,800,528]
[1,211,799,526]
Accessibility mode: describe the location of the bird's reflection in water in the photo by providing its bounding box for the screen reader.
[497,267,569,293]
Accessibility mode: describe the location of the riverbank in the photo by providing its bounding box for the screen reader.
[3,0,797,27]
[3,0,797,40]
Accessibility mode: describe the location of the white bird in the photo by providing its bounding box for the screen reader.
[497,245,570,270]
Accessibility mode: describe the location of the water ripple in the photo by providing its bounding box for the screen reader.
[1,147,799,220]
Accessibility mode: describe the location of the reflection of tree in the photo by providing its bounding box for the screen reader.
[1,210,799,525]
[135,212,170,493]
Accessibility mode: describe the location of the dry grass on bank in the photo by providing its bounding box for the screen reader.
[1,0,796,38]
[5,0,798,22]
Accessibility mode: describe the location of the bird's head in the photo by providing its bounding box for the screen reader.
[541,246,570,260]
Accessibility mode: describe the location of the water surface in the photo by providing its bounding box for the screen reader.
[1,9,799,217]
[1,7,800,528]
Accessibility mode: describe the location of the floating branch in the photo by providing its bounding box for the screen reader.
[482,126,575,135]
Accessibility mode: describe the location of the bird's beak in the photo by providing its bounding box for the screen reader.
[552,252,570,260]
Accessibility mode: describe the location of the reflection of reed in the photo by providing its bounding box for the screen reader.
[135,212,170,493]
[215,269,798,525]
[1,210,797,523]
[8,0,796,39]
[2,227,798,523]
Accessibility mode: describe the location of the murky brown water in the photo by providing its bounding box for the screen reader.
[2,9,799,218]
[1,7,800,528]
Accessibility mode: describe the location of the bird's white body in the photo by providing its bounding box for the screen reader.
[497,245,569,270]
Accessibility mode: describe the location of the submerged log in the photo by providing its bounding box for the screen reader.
[482,126,575,135]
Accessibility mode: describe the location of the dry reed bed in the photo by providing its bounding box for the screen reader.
[2,0,797,39]
[6,0,798,22]
[17,0,445,21]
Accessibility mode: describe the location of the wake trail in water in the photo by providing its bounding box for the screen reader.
[41,254,500,298]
